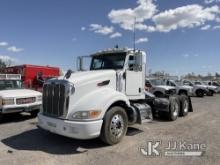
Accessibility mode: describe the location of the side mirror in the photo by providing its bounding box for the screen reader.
[134,53,142,71]
[77,57,83,71]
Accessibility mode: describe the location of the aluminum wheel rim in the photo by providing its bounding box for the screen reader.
[172,101,179,117]
[183,100,189,113]
[110,114,124,138]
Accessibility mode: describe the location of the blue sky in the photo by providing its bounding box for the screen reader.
[0,0,220,75]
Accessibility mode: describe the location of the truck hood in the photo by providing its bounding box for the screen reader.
[61,70,116,85]
[0,89,42,98]
[194,85,207,89]
[156,85,175,90]
[180,85,193,90]
[207,85,217,90]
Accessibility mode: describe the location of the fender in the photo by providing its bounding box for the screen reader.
[67,87,130,120]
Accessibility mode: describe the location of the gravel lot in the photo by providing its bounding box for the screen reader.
[0,95,220,165]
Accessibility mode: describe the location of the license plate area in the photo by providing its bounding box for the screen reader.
[47,121,56,128]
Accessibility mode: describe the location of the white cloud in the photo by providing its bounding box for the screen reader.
[108,1,220,33]
[108,0,157,30]
[202,65,213,69]
[72,37,77,41]
[110,32,122,38]
[81,27,86,31]
[204,0,220,4]
[89,24,114,35]
[152,5,220,32]
[0,42,8,46]
[213,25,220,29]
[201,24,211,30]
[135,37,149,44]
[7,46,24,52]
[0,55,17,66]
[183,54,189,58]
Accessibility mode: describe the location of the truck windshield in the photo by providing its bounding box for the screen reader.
[213,82,220,86]
[0,80,22,90]
[194,82,203,85]
[90,53,126,70]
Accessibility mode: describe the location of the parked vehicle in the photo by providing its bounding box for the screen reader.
[0,74,42,120]
[181,79,208,97]
[193,81,217,96]
[145,78,193,117]
[203,81,220,93]
[145,78,177,97]
[1,64,60,92]
[38,48,193,145]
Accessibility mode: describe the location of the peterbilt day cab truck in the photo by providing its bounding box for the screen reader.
[38,48,192,145]
[0,74,42,120]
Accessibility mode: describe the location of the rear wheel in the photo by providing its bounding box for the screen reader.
[179,95,189,117]
[207,90,214,96]
[167,97,180,121]
[196,89,204,97]
[100,106,128,145]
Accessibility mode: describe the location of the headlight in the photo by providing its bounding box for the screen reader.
[72,110,101,120]
[2,98,14,105]
[37,95,42,102]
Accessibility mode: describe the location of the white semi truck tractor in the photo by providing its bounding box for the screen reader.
[38,48,193,145]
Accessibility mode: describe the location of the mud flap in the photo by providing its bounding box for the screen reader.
[153,98,170,112]
[131,103,153,124]
[188,96,193,112]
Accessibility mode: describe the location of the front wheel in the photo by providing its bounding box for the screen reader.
[167,97,180,121]
[30,110,39,118]
[100,106,128,145]
[196,90,204,97]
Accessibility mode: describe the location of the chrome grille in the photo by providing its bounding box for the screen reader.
[16,97,36,105]
[43,81,70,118]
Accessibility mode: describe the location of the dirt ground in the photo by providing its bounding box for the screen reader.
[0,95,220,165]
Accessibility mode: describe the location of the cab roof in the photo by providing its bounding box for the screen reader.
[91,48,142,56]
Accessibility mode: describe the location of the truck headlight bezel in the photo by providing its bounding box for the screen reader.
[37,95,42,102]
[2,98,15,105]
[72,110,101,120]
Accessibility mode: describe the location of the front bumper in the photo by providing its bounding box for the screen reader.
[37,113,103,140]
[0,104,41,114]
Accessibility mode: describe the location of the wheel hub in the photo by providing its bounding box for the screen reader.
[183,100,189,113]
[110,114,124,138]
[172,101,179,117]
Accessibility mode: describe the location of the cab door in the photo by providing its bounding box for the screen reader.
[125,54,143,96]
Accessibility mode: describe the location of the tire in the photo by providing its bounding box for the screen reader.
[179,91,187,96]
[30,110,39,118]
[207,90,214,96]
[0,113,3,121]
[179,95,189,117]
[100,106,128,145]
[196,89,204,97]
[167,97,180,121]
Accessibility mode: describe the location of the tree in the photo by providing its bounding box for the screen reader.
[0,59,6,68]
